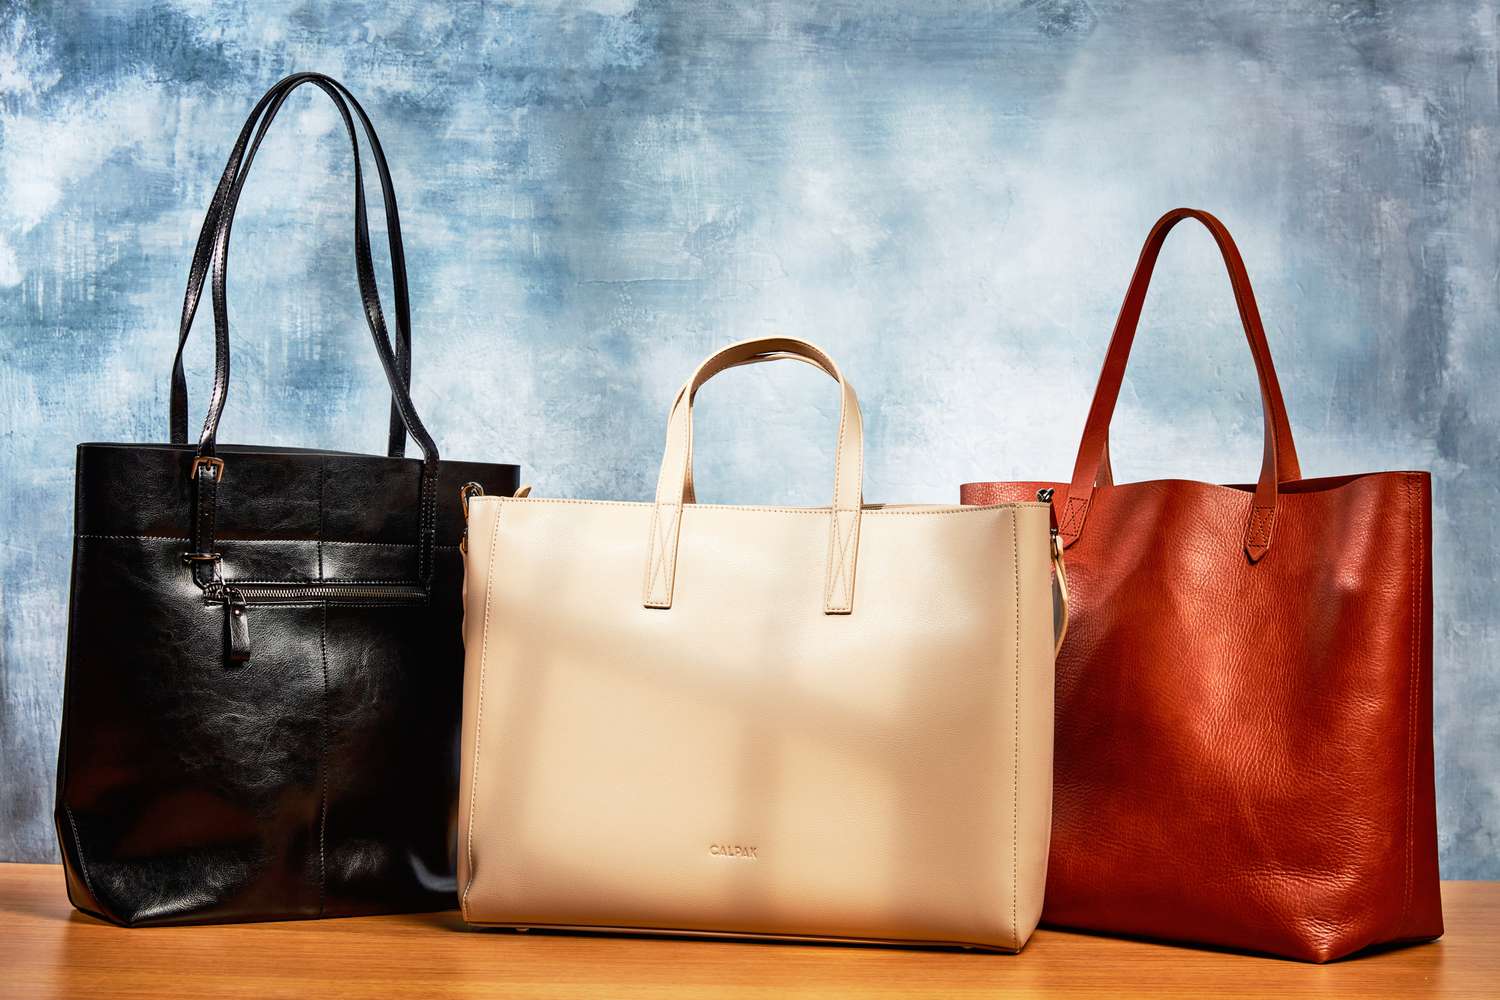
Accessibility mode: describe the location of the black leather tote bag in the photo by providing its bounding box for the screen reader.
[54,73,519,926]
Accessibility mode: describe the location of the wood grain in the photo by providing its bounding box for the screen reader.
[2,865,1496,999]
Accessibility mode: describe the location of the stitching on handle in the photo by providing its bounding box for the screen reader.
[643,502,681,607]
[644,382,694,608]
[641,504,663,604]
[1246,505,1276,549]
[1057,495,1088,536]
[823,507,859,613]
[822,368,859,613]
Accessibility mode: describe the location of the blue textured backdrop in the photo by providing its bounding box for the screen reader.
[0,1,1495,874]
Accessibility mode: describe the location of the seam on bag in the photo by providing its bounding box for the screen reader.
[62,803,98,907]
[318,602,329,917]
[317,457,328,917]
[480,497,1044,516]
[317,460,325,580]
[73,534,458,549]
[463,509,503,916]
[1011,508,1020,950]
[1400,474,1420,932]
[321,600,425,609]
[76,453,87,540]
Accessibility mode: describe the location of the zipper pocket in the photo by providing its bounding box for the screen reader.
[227,583,428,604]
[209,582,428,665]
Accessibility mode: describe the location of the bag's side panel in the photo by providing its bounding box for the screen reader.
[317,456,516,917]
[1398,473,1443,944]
[457,496,503,916]
[55,453,112,922]
[1012,504,1056,949]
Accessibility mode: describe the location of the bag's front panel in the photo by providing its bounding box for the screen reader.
[58,444,517,924]
[460,497,1054,950]
[60,531,326,924]
[963,472,1440,961]
[317,549,467,914]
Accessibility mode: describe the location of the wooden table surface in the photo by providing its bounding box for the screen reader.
[2,865,1496,999]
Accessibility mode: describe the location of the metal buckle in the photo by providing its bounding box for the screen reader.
[182,550,225,589]
[459,482,485,519]
[190,456,225,482]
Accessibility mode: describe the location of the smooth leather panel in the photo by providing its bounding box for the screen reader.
[73,443,495,547]
[460,496,1055,951]
[57,447,518,926]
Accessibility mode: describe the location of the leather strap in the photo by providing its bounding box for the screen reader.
[188,461,223,590]
[644,337,864,614]
[169,71,413,459]
[671,351,830,504]
[180,75,441,586]
[1060,208,1301,562]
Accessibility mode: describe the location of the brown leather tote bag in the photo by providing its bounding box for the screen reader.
[961,208,1442,962]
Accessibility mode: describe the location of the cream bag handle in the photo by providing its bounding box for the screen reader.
[668,351,830,505]
[643,336,864,614]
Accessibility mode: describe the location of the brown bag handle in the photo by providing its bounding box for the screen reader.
[1058,208,1301,562]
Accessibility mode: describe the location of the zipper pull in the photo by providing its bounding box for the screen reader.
[223,587,251,665]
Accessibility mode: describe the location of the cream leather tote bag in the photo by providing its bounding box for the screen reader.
[457,337,1064,951]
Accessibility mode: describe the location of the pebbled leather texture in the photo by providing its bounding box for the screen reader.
[961,208,1442,962]
[459,338,1058,951]
[53,72,521,927]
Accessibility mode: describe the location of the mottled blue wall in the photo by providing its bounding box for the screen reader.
[1,1,1495,874]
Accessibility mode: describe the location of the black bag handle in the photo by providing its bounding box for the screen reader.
[180,74,440,589]
[168,71,414,459]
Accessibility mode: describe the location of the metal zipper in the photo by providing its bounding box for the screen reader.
[206,582,427,666]
[219,583,428,604]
